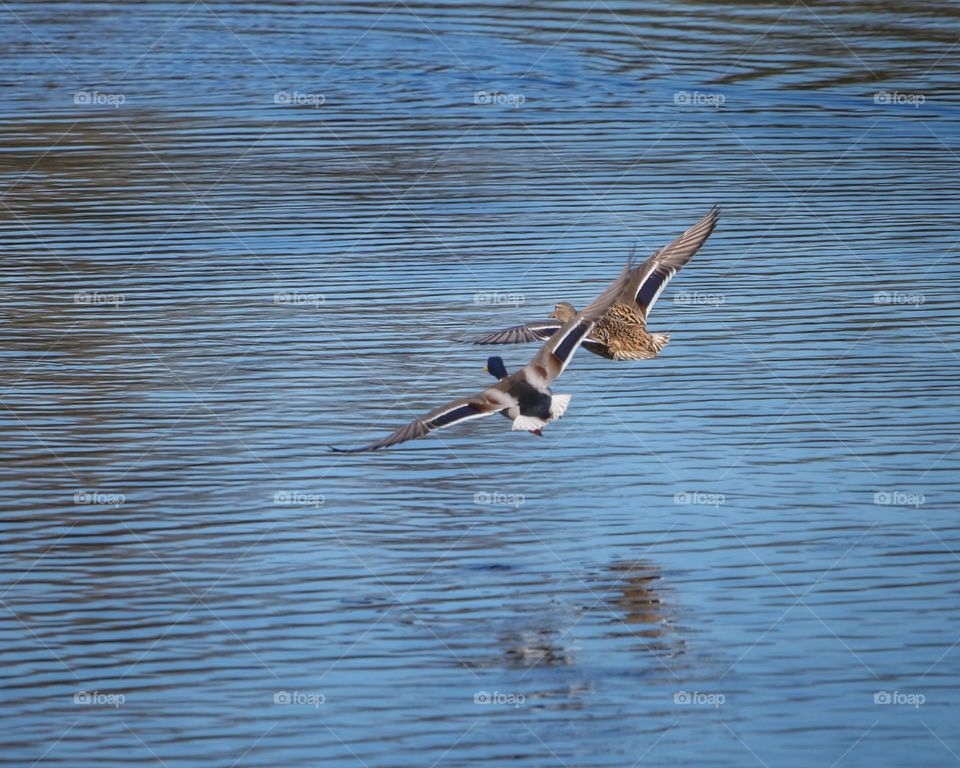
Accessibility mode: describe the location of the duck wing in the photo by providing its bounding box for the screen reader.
[622,205,720,319]
[472,320,563,346]
[329,387,515,453]
[527,257,635,385]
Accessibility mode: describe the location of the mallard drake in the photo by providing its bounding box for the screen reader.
[473,206,719,360]
[330,258,634,453]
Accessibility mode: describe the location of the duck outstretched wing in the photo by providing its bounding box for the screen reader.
[472,321,563,346]
[330,388,515,453]
[529,257,635,384]
[623,205,720,318]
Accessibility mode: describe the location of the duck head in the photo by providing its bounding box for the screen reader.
[550,302,577,322]
[485,355,509,379]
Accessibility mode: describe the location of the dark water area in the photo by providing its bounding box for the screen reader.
[1,1,959,766]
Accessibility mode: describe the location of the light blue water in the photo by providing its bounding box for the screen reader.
[1,2,959,766]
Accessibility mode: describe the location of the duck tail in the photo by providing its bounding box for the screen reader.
[549,393,572,419]
[649,333,670,355]
[512,415,548,432]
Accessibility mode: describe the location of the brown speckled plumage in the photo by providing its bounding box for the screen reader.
[554,301,669,361]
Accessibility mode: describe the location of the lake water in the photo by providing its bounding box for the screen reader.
[1,1,959,766]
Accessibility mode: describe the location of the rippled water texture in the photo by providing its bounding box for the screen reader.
[1,1,959,766]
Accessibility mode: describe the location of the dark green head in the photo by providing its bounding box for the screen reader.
[485,356,509,379]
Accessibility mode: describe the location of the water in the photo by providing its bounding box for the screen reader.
[1,2,959,766]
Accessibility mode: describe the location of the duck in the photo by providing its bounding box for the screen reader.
[472,206,719,360]
[330,258,634,452]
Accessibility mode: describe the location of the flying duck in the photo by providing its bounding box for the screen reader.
[472,206,719,360]
[330,259,634,452]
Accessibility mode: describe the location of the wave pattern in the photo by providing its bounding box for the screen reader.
[1,1,959,766]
